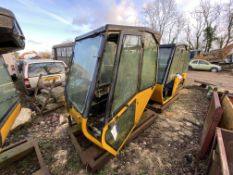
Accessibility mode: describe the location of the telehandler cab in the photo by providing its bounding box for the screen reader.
[0,7,49,174]
[0,7,25,145]
[66,24,160,157]
[150,44,189,112]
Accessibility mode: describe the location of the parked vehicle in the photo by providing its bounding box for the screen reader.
[189,59,222,72]
[21,59,67,94]
[65,24,160,156]
[52,42,74,67]
[2,53,18,80]
[151,44,189,105]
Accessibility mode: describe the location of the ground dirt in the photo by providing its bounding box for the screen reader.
[1,70,222,175]
[186,70,233,93]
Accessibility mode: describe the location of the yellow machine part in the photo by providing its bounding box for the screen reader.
[0,103,21,145]
[151,73,187,105]
[68,86,155,156]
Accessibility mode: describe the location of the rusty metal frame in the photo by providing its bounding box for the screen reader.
[147,93,180,113]
[0,139,50,175]
[68,110,157,172]
[206,127,233,175]
[199,91,224,158]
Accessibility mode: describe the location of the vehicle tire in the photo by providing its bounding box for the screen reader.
[188,66,193,70]
[210,68,218,72]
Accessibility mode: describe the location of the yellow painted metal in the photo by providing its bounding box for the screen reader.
[42,76,59,81]
[69,106,103,148]
[0,103,21,145]
[151,84,164,104]
[151,72,187,105]
[68,86,155,156]
[101,86,155,155]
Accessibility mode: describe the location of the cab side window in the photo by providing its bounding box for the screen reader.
[140,33,158,90]
[111,35,142,114]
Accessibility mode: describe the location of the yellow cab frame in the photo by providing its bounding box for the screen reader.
[0,6,25,146]
[65,24,160,156]
[151,44,189,105]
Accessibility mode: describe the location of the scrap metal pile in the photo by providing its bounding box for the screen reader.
[34,74,65,114]
[199,91,233,175]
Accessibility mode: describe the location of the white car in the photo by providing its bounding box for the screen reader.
[21,59,67,94]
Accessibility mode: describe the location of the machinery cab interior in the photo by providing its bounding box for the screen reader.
[151,44,189,105]
[66,24,160,155]
[0,7,25,146]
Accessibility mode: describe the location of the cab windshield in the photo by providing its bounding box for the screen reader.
[0,57,18,123]
[66,35,103,113]
[157,47,173,84]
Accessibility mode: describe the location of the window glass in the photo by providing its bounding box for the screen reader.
[166,47,188,84]
[140,33,157,89]
[28,62,65,78]
[66,35,103,113]
[67,47,73,57]
[13,20,23,36]
[0,57,18,122]
[157,47,173,83]
[57,48,61,57]
[111,35,141,113]
[192,60,198,64]
[98,38,117,85]
[61,48,66,57]
[199,60,209,65]
[106,103,135,150]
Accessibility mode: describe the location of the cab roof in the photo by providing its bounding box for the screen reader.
[52,42,74,49]
[75,24,161,42]
[0,7,15,18]
[160,43,188,49]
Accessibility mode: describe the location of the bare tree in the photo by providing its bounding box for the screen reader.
[167,14,186,43]
[184,25,194,49]
[196,0,221,52]
[223,0,233,47]
[190,10,205,49]
[142,0,183,43]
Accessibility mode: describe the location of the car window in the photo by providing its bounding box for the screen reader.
[198,60,209,65]
[28,62,65,78]
[192,60,198,64]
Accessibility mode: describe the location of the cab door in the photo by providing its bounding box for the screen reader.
[102,33,143,155]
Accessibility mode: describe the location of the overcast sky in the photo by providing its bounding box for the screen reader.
[0,0,226,52]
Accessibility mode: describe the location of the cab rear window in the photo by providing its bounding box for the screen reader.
[28,62,65,78]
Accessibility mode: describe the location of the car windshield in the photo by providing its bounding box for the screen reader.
[66,35,103,113]
[0,56,18,123]
[157,47,173,83]
[28,62,65,78]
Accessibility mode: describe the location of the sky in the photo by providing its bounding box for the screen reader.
[0,0,224,52]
